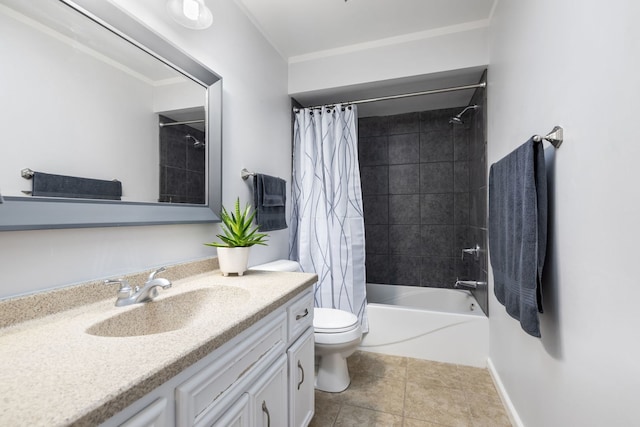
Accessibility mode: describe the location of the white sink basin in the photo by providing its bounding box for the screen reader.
[86,286,250,337]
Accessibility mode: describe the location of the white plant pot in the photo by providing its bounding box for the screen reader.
[217,247,251,276]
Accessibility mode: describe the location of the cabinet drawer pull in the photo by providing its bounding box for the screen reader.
[262,400,271,427]
[297,360,305,390]
[295,308,309,320]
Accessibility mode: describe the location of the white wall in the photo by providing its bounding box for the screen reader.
[0,6,159,202]
[0,0,291,299]
[289,25,489,96]
[488,1,640,426]
[153,79,205,114]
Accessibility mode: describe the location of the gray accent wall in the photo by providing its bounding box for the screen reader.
[359,77,488,313]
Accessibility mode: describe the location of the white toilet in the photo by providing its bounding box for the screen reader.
[250,259,363,393]
[313,307,362,392]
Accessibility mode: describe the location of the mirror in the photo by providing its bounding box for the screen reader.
[0,0,222,230]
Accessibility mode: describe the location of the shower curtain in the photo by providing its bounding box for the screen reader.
[290,104,368,332]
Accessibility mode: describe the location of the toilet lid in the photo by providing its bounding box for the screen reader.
[313,308,359,333]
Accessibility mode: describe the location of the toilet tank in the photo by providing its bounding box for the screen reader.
[249,259,301,272]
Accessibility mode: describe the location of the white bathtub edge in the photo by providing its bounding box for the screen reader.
[487,357,525,427]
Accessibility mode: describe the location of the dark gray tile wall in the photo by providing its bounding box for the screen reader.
[360,74,487,308]
[159,115,206,204]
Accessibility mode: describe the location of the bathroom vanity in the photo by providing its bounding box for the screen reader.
[0,263,316,427]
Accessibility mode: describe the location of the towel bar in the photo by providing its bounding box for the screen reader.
[241,168,255,180]
[19,168,122,200]
[533,126,563,148]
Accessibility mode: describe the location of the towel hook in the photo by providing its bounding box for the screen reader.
[533,126,563,148]
[241,168,255,180]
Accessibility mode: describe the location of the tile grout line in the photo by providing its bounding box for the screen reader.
[456,363,475,426]
[458,363,487,427]
[331,401,343,427]
[402,355,409,426]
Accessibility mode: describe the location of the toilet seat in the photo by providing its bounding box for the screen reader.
[313,308,359,333]
[314,326,362,345]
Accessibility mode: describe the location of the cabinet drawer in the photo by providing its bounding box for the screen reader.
[176,312,286,426]
[287,291,313,343]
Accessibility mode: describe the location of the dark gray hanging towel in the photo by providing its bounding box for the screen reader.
[31,171,122,200]
[253,173,287,231]
[488,138,547,337]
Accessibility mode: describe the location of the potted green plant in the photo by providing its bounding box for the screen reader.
[205,198,268,276]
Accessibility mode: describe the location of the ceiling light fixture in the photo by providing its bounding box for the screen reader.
[166,0,213,30]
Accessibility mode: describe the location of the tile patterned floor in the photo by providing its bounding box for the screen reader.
[309,351,512,427]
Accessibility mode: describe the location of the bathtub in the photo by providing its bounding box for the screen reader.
[359,283,489,367]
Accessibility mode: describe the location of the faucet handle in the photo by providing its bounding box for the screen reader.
[461,244,481,260]
[147,266,167,282]
[104,279,133,299]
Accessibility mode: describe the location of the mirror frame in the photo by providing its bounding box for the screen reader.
[0,0,222,231]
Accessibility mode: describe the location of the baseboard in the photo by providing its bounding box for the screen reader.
[487,357,525,427]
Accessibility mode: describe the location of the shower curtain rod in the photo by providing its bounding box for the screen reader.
[294,82,486,112]
[158,119,204,127]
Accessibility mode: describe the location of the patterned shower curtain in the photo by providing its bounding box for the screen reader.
[290,104,368,332]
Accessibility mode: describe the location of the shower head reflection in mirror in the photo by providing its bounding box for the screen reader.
[187,135,206,149]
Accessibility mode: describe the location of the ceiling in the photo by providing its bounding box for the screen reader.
[235,0,495,60]
[235,0,495,117]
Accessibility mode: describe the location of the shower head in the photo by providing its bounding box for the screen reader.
[449,104,479,125]
[186,134,205,149]
[449,116,464,125]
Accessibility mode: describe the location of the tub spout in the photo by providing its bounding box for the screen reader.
[454,279,486,290]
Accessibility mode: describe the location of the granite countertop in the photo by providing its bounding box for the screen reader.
[0,264,316,426]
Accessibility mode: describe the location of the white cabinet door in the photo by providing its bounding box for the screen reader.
[211,394,250,427]
[287,328,315,427]
[250,355,288,427]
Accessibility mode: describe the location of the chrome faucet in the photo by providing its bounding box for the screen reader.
[105,267,172,307]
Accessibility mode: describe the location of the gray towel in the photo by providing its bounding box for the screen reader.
[253,173,287,231]
[31,172,122,200]
[488,138,547,337]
